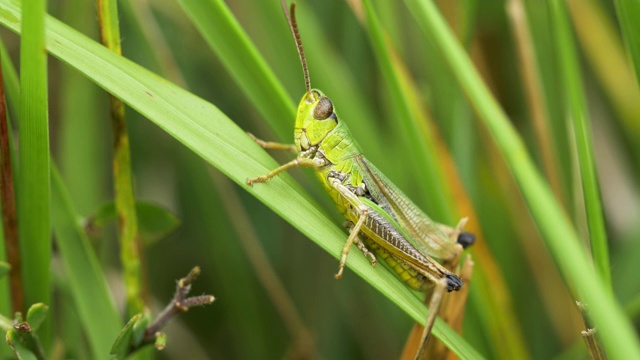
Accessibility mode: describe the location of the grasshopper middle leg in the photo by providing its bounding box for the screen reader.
[329,178,374,279]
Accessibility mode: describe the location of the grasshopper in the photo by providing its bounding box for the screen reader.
[248,1,475,357]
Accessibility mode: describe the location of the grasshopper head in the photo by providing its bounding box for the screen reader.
[294,89,339,151]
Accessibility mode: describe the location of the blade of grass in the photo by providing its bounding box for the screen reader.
[402,0,640,358]
[97,0,144,317]
[0,3,483,358]
[612,0,640,87]
[506,0,565,207]
[18,0,51,346]
[50,164,123,360]
[0,37,22,359]
[58,0,107,215]
[567,0,640,176]
[567,0,640,133]
[361,0,455,220]
[549,0,611,294]
[0,49,17,315]
[177,0,294,141]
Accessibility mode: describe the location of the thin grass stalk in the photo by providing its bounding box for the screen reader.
[0,53,19,313]
[0,38,21,359]
[566,0,640,180]
[178,0,294,141]
[97,0,144,317]
[567,0,640,132]
[402,0,640,358]
[506,0,565,208]
[18,0,51,344]
[549,0,611,294]
[361,0,456,220]
[612,0,640,87]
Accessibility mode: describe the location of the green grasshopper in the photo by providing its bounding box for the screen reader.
[248,1,475,356]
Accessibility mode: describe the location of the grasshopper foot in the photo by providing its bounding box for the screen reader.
[356,240,377,266]
[246,176,267,186]
[445,274,463,292]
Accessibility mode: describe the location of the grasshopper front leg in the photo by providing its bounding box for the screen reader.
[247,157,323,185]
[246,133,325,185]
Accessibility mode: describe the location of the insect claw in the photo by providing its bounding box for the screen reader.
[445,274,463,292]
[335,268,344,280]
[355,239,377,266]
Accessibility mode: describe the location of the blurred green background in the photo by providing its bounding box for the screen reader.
[0,0,639,358]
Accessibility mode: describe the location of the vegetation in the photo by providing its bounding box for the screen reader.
[0,0,638,358]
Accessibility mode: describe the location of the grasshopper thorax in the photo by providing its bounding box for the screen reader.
[294,89,339,152]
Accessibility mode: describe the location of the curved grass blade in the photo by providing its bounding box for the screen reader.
[612,0,640,87]
[549,0,611,294]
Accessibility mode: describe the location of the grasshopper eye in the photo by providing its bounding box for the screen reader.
[313,97,334,120]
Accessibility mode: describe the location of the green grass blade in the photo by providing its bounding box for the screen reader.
[361,0,455,221]
[51,164,122,359]
[0,2,482,358]
[0,55,14,318]
[177,0,294,140]
[567,0,640,146]
[612,0,640,87]
[402,0,640,358]
[549,0,611,293]
[58,0,107,215]
[18,0,51,341]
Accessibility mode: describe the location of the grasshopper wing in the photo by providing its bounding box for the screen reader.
[354,155,460,262]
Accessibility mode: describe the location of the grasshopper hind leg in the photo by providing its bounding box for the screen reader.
[414,278,448,360]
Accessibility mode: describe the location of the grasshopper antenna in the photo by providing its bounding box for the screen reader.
[281,1,312,94]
